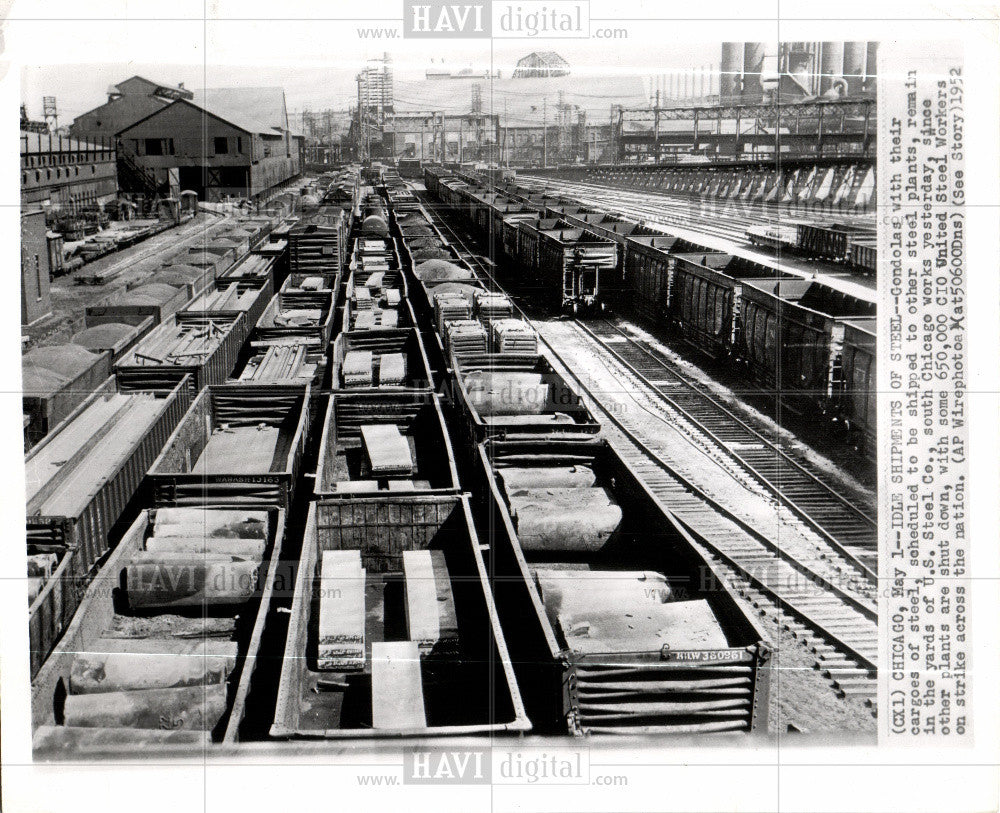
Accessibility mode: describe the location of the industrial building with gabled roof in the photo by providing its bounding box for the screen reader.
[116,88,302,201]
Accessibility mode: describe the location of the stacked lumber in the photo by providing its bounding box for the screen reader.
[445,320,488,358]
[535,571,728,655]
[402,550,459,657]
[317,550,366,671]
[434,293,472,334]
[342,350,374,387]
[56,508,269,733]
[360,424,414,476]
[491,319,538,355]
[474,291,514,323]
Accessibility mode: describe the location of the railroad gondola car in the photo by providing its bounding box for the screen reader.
[536,226,617,312]
[737,278,876,417]
[26,378,191,677]
[331,328,433,393]
[147,384,310,512]
[314,391,460,499]
[667,252,790,360]
[838,317,877,459]
[474,437,773,735]
[270,495,530,739]
[621,234,696,323]
[32,506,286,755]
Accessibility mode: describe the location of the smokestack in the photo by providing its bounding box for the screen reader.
[843,41,867,95]
[865,41,879,92]
[820,41,845,94]
[742,42,767,102]
[720,43,743,100]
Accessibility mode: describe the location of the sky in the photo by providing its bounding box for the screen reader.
[20,44,723,123]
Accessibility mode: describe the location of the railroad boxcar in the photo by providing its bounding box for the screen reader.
[147,383,310,512]
[474,437,773,735]
[314,391,460,499]
[838,317,877,459]
[32,506,286,756]
[667,252,792,360]
[622,234,696,324]
[115,313,246,398]
[25,377,191,678]
[270,495,530,739]
[331,328,433,393]
[737,278,877,417]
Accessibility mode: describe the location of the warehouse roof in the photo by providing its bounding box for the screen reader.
[21,131,113,153]
[118,96,285,138]
[191,87,289,133]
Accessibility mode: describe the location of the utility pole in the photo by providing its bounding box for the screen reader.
[542,98,549,168]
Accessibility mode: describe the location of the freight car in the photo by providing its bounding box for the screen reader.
[32,506,286,755]
[270,496,530,739]
[253,291,336,348]
[114,313,246,398]
[179,277,275,347]
[474,437,773,735]
[147,384,310,512]
[837,317,876,459]
[536,226,617,312]
[796,222,876,264]
[621,234,697,323]
[23,345,114,445]
[25,378,191,677]
[72,308,157,363]
[451,354,601,450]
[331,329,433,393]
[737,278,876,417]
[314,392,459,499]
[667,252,793,360]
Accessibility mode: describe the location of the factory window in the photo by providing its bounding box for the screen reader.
[75,167,79,176]
[46,170,51,180]
[132,140,142,155]
[35,256,42,300]
[237,137,242,154]
[22,173,26,184]
[214,137,229,154]
[34,171,40,181]
[144,138,164,156]
[91,165,96,174]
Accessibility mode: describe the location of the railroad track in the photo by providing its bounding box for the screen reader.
[415,189,878,705]
[577,318,877,576]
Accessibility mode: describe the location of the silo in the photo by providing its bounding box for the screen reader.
[843,42,867,95]
[820,42,845,93]
[742,42,767,102]
[720,42,744,101]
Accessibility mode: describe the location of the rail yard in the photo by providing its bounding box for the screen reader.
[21,154,881,756]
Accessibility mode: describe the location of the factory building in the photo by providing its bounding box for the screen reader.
[20,131,118,210]
[20,209,52,327]
[69,75,194,144]
[116,87,302,201]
